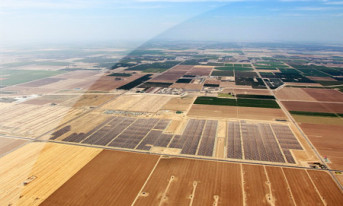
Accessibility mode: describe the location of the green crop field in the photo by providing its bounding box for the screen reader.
[0,69,66,86]
[290,111,342,117]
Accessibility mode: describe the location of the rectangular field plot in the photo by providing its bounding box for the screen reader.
[227,121,242,159]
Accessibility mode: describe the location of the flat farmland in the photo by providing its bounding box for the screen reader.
[292,115,343,126]
[302,88,343,102]
[187,104,238,119]
[149,65,193,83]
[20,77,63,87]
[101,94,171,113]
[134,157,243,206]
[71,94,116,107]
[234,88,272,96]
[300,123,343,170]
[185,65,213,76]
[161,96,195,112]
[307,170,343,205]
[275,87,316,101]
[41,150,159,206]
[169,83,203,91]
[237,107,286,121]
[23,94,79,105]
[282,101,343,113]
[0,142,101,206]
[0,104,84,138]
[89,73,145,91]
[0,137,27,156]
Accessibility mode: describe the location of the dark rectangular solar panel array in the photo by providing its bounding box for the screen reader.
[82,117,132,146]
[50,125,71,140]
[198,120,217,157]
[240,121,285,163]
[180,119,206,155]
[136,130,173,150]
[227,121,242,159]
[153,119,171,130]
[109,118,159,149]
[169,119,206,155]
[258,124,285,163]
[271,124,302,163]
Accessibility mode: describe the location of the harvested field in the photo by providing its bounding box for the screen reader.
[300,123,343,170]
[41,150,159,206]
[23,95,79,105]
[283,168,324,206]
[149,65,193,83]
[0,137,27,156]
[71,94,116,107]
[89,73,145,91]
[265,166,295,206]
[303,88,343,102]
[169,83,203,91]
[242,164,270,206]
[161,96,195,111]
[307,76,337,81]
[0,142,101,206]
[237,107,287,121]
[275,87,316,101]
[134,158,243,206]
[185,65,213,76]
[0,104,84,138]
[307,170,343,205]
[282,101,343,113]
[188,104,238,119]
[20,78,63,87]
[54,70,99,79]
[292,115,343,126]
[101,94,172,113]
[234,88,272,96]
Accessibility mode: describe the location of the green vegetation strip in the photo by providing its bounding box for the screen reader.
[194,97,280,108]
[236,94,275,99]
[290,111,343,117]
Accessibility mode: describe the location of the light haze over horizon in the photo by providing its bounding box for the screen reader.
[1,0,343,46]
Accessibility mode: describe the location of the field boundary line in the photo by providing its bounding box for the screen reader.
[305,170,327,205]
[131,156,161,206]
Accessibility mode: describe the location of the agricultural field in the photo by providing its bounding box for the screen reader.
[1,43,343,204]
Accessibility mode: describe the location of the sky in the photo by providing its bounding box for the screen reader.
[0,0,343,46]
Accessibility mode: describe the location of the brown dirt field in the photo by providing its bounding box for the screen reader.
[282,101,343,113]
[0,137,27,156]
[161,96,195,112]
[187,104,238,119]
[89,73,144,91]
[101,94,172,113]
[234,88,272,95]
[335,174,343,187]
[165,119,182,133]
[242,164,270,206]
[275,87,316,101]
[307,170,343,205]
[307,76,338,81]
[303,88,343,102]
[20,78,63,87]
[186,66,213,76]
[23,95,79,105]
[204,79,221,85]
[283,82,323,87]
[283,168,324,206]
[54,70,99,79]
[71,94,116,107]
[41,150,159,206]
[237,107,287,121]
[300,123,343,170]
[265,166,294,206]
[169,83,203,91]
[134,158,243,206]
[0,142,101,206]
[292,115,343,126]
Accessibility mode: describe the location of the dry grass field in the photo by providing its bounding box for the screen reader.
[71,94,116,107]
[292,115,343,126]
[101,94,172,113]
[0,142,101,206]
[302,88,343,102]
[234,88,272,95]
[0,103,84,138]
[161,96,195,112]
[23,95,79,105]
[188,104,238,119]
[282,101,343,113]
[237,107,287,121]
[169,83,203,91]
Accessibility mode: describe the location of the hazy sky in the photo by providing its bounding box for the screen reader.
[1,0,343,46]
